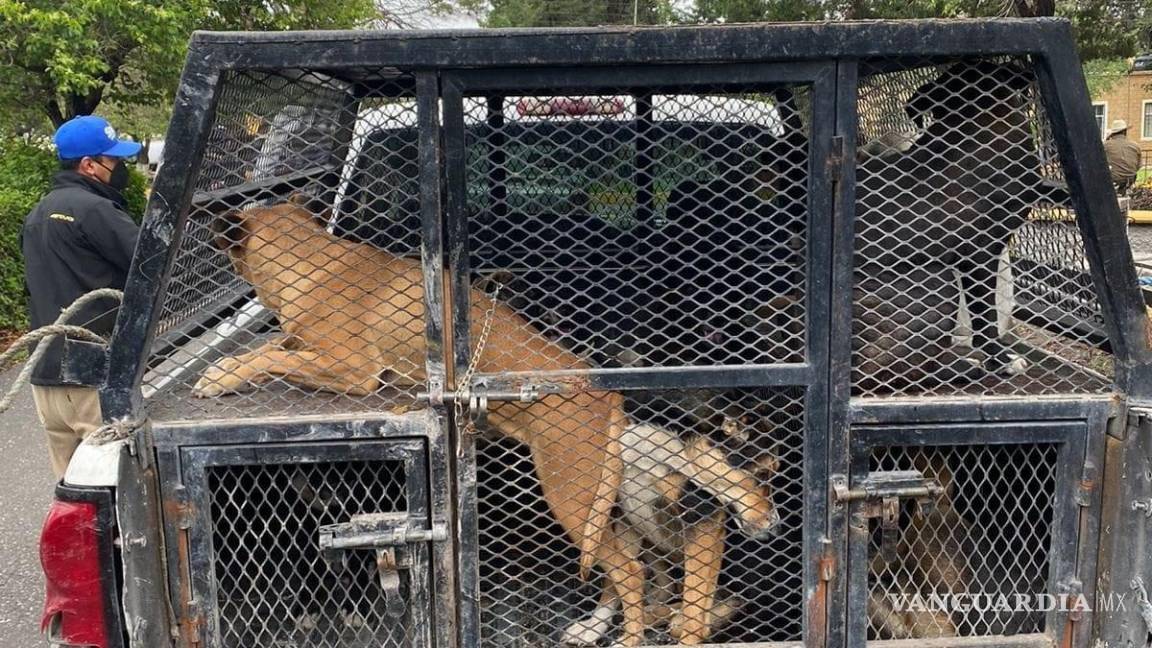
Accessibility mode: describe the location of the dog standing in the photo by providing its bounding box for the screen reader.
[193,201,657,646]
[563,391,783,647]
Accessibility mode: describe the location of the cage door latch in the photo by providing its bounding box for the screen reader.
[319,513,446,619]
[832,471,946,562]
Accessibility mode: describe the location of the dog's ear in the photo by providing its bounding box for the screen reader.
[285,191,332,227]
[212,209,249,251]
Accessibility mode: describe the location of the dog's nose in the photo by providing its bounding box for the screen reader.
[744,507,783,541]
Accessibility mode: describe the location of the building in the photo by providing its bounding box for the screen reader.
[1090,58,1152,169]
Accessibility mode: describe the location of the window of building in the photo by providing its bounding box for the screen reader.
[1093,102,1107,138]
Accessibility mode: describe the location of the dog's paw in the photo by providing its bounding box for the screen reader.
[192,359,251,398]
[561,606,614,646]
[295,612,319,631]
[343,611,366,629]
[1002,355,1030,376]
[668,611,709,645]
[983,353,1029,377]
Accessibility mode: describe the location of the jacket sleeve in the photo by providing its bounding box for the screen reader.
[80,203,140,273]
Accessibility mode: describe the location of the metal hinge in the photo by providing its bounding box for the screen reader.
[827,135,845,176]
[1075,475,1095,508]
[818,536,836,582]
[1057,577,1087,622]
[832,470,945,564]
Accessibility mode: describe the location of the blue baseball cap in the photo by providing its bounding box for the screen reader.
[53,115,142,160]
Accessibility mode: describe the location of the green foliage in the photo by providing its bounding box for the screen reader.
[0,0,377,131]
[460,0,1148,62]
[0,139,147,330]
[201,0,377,31]
[0,140,56,330]
[477,0,676,26]
[123,165,148,222]
[0,0,193,127]
[1083,58,1130,99]
[1062,0,1150,62]
[0,187,38,330]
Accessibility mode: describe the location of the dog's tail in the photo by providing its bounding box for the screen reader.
[578,394,626,580]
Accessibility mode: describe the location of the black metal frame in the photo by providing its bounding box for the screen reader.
[846,419,1093,647]
[97,18,1152,648]
[443,60,836,648]
[152,412,448,648]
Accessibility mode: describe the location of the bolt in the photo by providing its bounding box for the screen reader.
[1132,499,1152,517]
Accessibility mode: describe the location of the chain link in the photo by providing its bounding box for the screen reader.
[454,283,502,433]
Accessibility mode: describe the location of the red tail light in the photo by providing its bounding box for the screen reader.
[40,499,109,648]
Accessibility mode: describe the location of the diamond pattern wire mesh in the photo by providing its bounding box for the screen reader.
[866,444,1057,640]
[143,70,428,420]
[478,388,805,646]
[463,91,808,370]
[853,57,1112,397]
[208,460,411,648]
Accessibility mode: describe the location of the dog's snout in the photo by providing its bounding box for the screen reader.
[739,505,782,541]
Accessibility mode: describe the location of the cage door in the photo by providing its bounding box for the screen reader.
[160,430,438,648]
[844,422,1088,648]
[440,62,839,648]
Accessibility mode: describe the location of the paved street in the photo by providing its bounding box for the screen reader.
[1129,223,1152,269]
[0,367,55,647]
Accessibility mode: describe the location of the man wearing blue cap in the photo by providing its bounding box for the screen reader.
[20,115,142,478]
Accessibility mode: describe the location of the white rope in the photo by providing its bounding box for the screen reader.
[0,289,124,414]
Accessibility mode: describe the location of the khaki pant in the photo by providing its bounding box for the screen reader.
[31,386,103,479]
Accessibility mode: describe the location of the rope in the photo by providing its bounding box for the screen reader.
[0,289,123,415]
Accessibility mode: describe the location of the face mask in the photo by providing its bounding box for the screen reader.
[95,158,130,192]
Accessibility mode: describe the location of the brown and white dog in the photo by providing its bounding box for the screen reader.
[563,399,783,647]
[192,200,658,645]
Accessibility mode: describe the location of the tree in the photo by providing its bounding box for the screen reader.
[459,0,1147,61]
[0,0,378,131]
[460,0,679,27]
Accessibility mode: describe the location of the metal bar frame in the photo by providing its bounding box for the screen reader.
[845,420,1093,648]
[443,59,837,647]
[104,45,222,419]
[160,437,430,648]
[109,20,1150,410]
[101,18,1148,648]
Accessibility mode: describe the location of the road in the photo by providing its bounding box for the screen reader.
[0,367,55,647]
[1128,223,1152,269]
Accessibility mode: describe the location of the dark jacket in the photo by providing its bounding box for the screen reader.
[1104,134,1142,190]
[20,171,139,386]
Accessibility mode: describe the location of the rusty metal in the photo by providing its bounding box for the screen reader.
[91,18,1152,648]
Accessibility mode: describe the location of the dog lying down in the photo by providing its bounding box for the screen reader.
[192,200,784,646]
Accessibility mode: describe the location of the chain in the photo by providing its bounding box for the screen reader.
[454,283,502,433]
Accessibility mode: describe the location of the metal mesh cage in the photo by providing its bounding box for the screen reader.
[461,89,808,370]
[208,460,411,648]
[477,388,805,646]
[866,444,1057,640]
[144,69,425,419]
[853,57,1112,397]
[135,27,1126,648]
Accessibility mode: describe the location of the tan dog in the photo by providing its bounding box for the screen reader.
[192,201,655,645]
[564,418,781,646]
